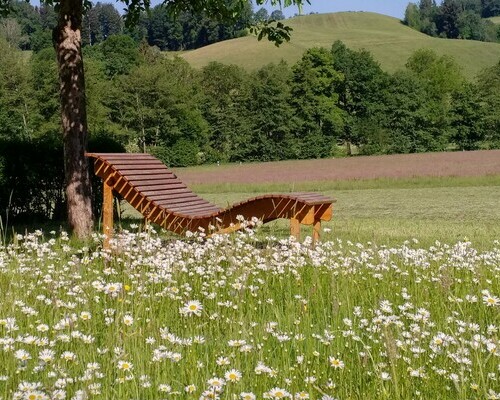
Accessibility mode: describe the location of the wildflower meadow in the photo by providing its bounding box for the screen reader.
[0,223,498,400]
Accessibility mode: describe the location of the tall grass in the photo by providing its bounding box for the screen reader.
[0,228,498,399]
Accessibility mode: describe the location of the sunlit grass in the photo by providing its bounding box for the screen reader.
[487,16,500,24]
[188,175,500,193]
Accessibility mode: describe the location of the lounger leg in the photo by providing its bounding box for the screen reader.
[103,182,114,249]
[313,219,321,244]
[290,217,300,240]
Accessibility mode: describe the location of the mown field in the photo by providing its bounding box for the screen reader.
[180,12,500,78]
[1,151,499,399]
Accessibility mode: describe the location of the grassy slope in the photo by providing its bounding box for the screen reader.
[180,12,500,78]
[488,16,500,24]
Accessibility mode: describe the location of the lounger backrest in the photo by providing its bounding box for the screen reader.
[88,153,221,217]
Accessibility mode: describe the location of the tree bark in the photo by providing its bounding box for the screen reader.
[54,0,93,238]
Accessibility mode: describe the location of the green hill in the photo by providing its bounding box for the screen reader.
[180,12,500,79]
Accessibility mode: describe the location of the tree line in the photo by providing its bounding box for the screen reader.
[4,0,500,51]
[0,0,288,51]
[404,0,500,42]
[1,34,499,220]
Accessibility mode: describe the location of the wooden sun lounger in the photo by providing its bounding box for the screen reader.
[87,153,334,247]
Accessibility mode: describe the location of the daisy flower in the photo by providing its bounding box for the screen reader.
[328,357,345,369]
[180,300,203,316]
[267,387,291,399]
[224,369,242,382]
[117,360,133,372]
[123,314,134,326]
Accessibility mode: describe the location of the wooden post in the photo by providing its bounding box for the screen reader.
[290,217,300,240]
[103,181,113,249]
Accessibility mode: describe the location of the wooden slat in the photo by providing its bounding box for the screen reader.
[189,210,219,217]
[146,193,199,202]
[161,197,210,207]
[138,189,191,199]
[115,169,172,175]
[174,206,220,217]
[125,174,184,181]
[95,155,157,161]
[138,183,186,191]
[110,161,164,167]
[148,189,193,199]
[125,173,177,180]
[132,179,181,188]
[90,152,155,157]
[166,199,210,209]
[172,203,221,213]
[171,203,219,213]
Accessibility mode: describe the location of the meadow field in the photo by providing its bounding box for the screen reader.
[1,151,499,399]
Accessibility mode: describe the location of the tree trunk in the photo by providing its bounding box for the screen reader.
[54,0,93,238]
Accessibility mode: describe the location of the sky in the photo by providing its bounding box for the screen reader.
[255,0,411,19]
[29,0,411,20]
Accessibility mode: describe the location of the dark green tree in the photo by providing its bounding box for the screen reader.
[82,2,123,46]
[381,71,435,153]
[146,5,184,50]
[404,3,422,30]
[246,61,299,161]
[84,55,122,139]
[477,61,500,146]
[0,37,35,140]
[437,0,462,38]
[331,41,388,155]
[481,0,500,17]
[405,49,465,149]
[30,47,60,139]
[254,7,270,22]
[270,9,286,20]
[141,1,252,51]
[200,62,251,162]
[459,0,482,12]
[419,0,438,35]
[97,34,140,78]
[457,10,487,40]
[450,83,485,150]
[111,57,209,166]
[291,47,343,158]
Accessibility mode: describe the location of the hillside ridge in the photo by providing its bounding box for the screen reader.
[180,12,500,78]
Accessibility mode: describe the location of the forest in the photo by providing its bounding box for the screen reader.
[404,0,500,41]
[0,1,499,221]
